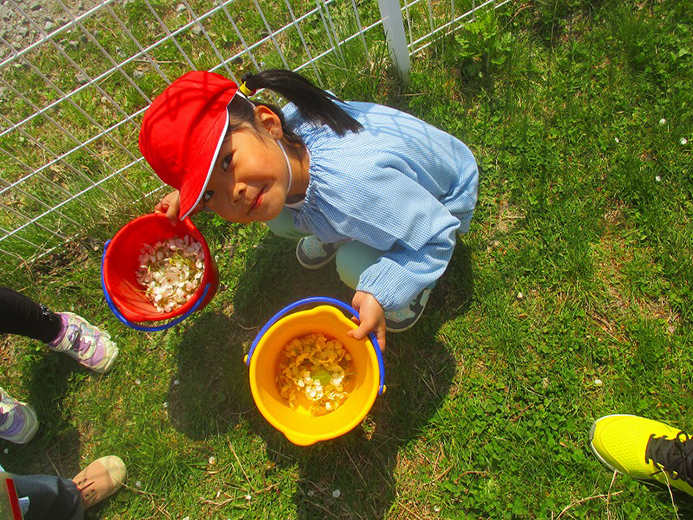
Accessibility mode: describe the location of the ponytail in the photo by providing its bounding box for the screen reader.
[241,69,362,136]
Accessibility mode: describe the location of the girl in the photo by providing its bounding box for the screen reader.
[139,70,478,349]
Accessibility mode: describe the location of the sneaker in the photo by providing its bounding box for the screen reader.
[47,312,118,374]
[296,236,339,270]
[590,414,693,496]
[0,387,38,444]
[385,286,433,333]
[72,455,127,510]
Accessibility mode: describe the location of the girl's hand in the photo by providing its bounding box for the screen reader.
[348,291,387,351]
[154,190,181,225]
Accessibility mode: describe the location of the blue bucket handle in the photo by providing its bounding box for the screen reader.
[101,238,210,332]
[245,296,385,395]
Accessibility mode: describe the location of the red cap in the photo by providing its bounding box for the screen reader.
[139,71,239,220]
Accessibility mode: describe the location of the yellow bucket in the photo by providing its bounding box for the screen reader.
[244,297,385,446]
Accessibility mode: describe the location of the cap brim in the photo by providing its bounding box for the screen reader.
[178,100,232,220]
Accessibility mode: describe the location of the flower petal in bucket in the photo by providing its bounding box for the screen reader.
[102,213,219,331]
[245,297,385,446]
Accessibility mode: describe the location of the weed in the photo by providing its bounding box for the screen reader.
[2,0,693,518]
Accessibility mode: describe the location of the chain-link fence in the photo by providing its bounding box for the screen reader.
[0,0,510,271]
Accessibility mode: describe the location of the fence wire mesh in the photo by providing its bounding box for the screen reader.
[0,0,507,271]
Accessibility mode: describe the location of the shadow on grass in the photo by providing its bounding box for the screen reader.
[165,310,255,440]
[165,233,474,518]
[278,322,460,520]
[164,234,354,441]
[657,491,693,517]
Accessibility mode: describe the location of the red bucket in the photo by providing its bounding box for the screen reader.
[101,213,219,331]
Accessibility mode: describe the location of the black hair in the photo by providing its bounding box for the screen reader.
[226,95,305,149]
[241,69,362,136]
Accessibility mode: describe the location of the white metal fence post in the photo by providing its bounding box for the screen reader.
[376,0,410,81]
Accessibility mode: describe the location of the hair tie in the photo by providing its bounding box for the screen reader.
[239,82,255,97]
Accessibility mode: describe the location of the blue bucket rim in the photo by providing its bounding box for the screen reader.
[245,296,385,394]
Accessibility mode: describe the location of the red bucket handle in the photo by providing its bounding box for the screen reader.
[101,239,210,332]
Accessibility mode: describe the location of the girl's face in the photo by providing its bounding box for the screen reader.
[199,110,290,223]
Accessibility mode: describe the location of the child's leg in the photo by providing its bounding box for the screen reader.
[11,455,126,519]
[0,286,62,343]
[266,207,309,240]
[0,286,118,374]
[11,473,83,520]
[333,241,382,290]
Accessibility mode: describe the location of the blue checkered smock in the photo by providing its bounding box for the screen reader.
[282,100,479,310]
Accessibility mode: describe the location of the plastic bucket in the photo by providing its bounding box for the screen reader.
[101,213,219,331]
[245,297,385,446]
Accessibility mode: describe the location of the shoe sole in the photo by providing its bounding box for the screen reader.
[296,240,337,270]
[386,324,418,333]
[296,252,337,270]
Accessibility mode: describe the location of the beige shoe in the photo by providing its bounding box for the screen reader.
[72,455,127,510]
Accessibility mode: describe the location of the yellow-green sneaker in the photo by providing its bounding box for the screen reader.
[589,414,693,496]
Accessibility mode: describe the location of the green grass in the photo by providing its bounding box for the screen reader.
[2,0,693,518]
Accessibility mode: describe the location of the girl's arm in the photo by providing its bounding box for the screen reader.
[324,172,461,312]
[317,177,460,349]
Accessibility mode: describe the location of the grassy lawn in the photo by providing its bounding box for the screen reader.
[1,0,692,518]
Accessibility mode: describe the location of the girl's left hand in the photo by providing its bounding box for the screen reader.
[348,291,386,351]
[154,190,182,225]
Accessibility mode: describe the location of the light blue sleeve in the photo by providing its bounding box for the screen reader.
[321,167,460,310]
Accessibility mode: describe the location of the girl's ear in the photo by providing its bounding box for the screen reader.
[254,105,283,139]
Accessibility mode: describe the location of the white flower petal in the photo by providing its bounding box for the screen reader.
[136,236,206,313]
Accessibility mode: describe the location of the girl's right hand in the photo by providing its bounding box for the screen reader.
[154,190,181,225]
[348,291,387,351]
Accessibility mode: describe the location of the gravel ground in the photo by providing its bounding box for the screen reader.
[0,0,105,58]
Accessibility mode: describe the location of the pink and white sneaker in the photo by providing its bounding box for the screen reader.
[0,387,38,444]
[48,312,118,374]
